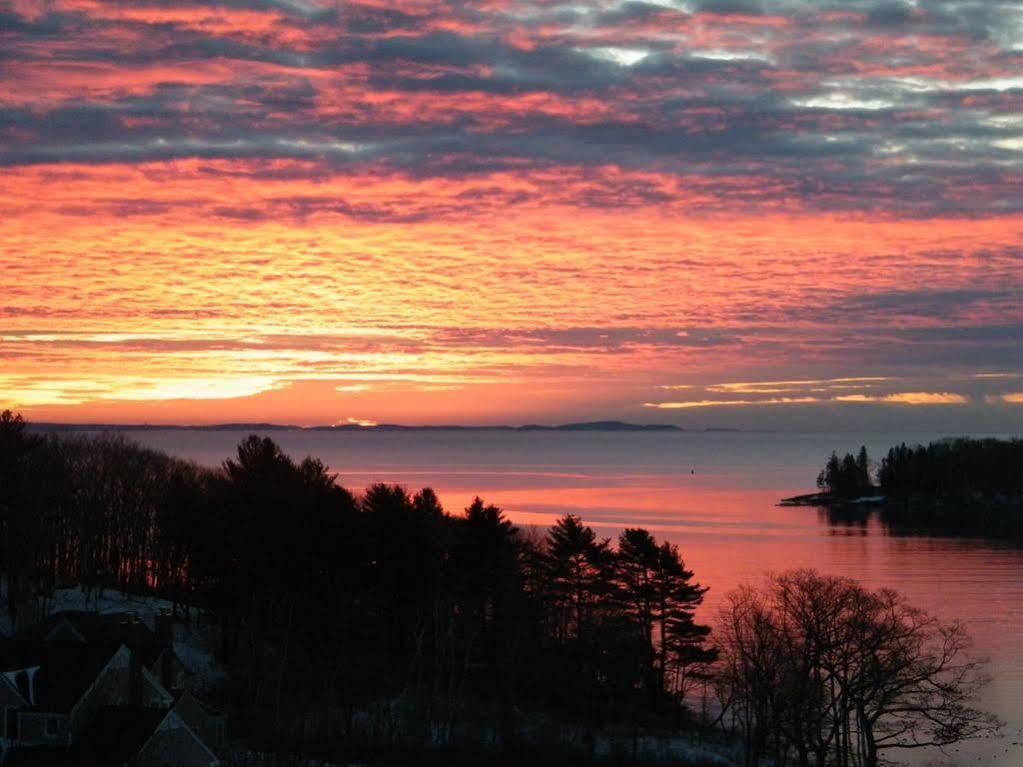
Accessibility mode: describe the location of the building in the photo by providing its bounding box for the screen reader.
[0,611,222,766]
[17,611,188,692]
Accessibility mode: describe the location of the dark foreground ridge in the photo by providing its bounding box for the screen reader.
[29,420,688,432]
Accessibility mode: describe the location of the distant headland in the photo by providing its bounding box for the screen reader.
[27,420,713,433]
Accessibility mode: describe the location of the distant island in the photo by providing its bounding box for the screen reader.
[782,437,1023,536]
[29,420,694,433]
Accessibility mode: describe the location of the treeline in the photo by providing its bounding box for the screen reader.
[813,438,1023,533]
[817,438,1023,501]
[0,411,717,762]
[877,437,1023,500]
[815,447,872,499]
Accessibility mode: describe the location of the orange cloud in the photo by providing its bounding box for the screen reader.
[833,392,968,405]
[644,398,821,409]
[3,0,1023,426]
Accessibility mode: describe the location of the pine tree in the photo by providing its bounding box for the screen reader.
[856,445,871,493]
[545,514,611,644]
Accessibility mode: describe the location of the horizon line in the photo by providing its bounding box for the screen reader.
[24,419,707,433]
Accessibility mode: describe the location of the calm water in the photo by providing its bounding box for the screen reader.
[120,428,1023,766]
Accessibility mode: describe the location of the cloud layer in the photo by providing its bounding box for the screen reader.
[1,0,1022,426]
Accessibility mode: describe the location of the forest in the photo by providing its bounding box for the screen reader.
[0,411,1000,766]
[0,410,717,764]
[813,438,1023,534]
[876,437,1023,499]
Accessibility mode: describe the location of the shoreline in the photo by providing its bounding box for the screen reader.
[779,491,1023,538]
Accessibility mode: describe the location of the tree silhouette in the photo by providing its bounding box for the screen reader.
[716,570,999,767]
[545,514,612,645]
[614,530,713,710]
[0,413,741,762]
[655,541,715,702]
[817,446,875,498]
[0,409,33,620]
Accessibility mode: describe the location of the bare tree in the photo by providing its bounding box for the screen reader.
[716,569,999,767]
[843,588,996,767]
[715,585,786,767]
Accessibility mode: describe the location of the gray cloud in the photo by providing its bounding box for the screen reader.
[2,0,1022,216]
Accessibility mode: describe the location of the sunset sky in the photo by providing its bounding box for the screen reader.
[2,0,1022,429]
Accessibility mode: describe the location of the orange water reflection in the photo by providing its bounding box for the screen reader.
[112,429,1023,766]
[387,478,1023,766]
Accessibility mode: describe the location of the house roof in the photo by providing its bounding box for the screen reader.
[17,610,168,668]
[0,640,121,712]
[136,710,220,766]
[173,689,213,731]
[172,691,225,732]
[77,705,171,765]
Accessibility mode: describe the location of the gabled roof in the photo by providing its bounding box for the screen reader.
[77,705,171,765]
[17,610,167,667]
[0,639,121,712]
[137,709,220,766]
[174,689,216,730]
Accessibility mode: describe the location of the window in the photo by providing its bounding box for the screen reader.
[46,717,60,737]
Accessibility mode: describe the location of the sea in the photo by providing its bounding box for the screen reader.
[110,428,1023,766]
